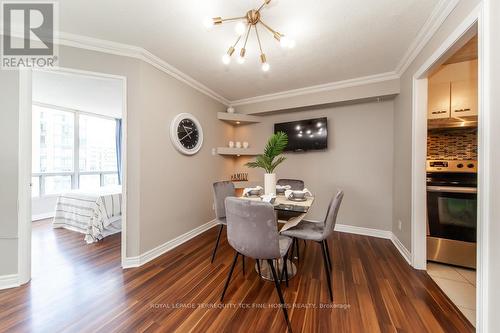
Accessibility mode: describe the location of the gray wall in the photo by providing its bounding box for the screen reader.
[234,100,394,231]
[0,70,20,275]
[138,62,233,253]
[392,0,481,249]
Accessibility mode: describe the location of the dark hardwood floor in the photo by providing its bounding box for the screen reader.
[0,220,474,332]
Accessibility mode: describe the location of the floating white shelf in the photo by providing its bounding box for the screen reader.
[231,181,262,189]
[217,112,261,125]
[216,147,261,156]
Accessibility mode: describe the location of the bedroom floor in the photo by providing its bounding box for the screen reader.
[0,221,474,332]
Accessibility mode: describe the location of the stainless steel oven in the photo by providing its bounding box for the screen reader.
[426,160,477,269]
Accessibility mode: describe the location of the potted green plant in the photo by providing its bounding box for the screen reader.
[245,131,288,195]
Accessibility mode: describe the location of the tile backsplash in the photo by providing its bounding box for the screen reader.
[427,127,477,160]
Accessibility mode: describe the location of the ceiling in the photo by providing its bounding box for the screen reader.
[443,35,478,65]
[33,71,123,118]
[58,0,439,101]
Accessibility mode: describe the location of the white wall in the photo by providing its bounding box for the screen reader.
[234,100,394,231]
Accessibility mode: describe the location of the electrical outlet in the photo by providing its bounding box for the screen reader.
[211,148,216,156]
[398,220,402,231]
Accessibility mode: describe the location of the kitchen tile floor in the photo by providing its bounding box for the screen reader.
[427,262,476,326]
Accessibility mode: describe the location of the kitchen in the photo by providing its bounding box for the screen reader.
[426,35,478,325]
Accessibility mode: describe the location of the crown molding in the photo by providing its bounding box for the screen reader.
[395,0,460,76]
[57,32,231,106]
[230,71,400,106]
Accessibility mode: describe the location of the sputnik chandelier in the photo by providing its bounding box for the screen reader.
[204,0,295,72]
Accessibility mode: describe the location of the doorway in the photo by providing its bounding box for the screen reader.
[411,9,483,329]
[18,67,128,284]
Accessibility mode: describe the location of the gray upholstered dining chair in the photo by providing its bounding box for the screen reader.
[277,178,305,191]
[221,197,293,332]
[210,181,236,263]
[280,190,344,302]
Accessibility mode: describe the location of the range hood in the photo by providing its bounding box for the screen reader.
[428,116,478,129]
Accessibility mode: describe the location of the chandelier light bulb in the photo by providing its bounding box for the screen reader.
[235,22,246,36]
[280,35,289,48]
[237,56,245,64]
[287,39,296,49]
[222,54,231,65]
[261,62,270,72]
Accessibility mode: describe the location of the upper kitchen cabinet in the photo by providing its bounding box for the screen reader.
[428,59,478,120]
[428,82,451,119]
[451,78,478,118]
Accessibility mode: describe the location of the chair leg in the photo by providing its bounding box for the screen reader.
[220,252,239,301]
[210,224,224,263]
[256,259,262,277]
[280,251,289,287]
[242,255,245,275]
[267,259,293,332]
[320,241,333,302]
[324,240,332,270]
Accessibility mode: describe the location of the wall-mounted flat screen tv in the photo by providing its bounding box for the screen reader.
[274,117,328,152]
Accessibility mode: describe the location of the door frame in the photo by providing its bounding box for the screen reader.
[411,4,485,330]
[18,66,128,285]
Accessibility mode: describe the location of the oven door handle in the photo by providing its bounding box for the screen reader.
[427,186,477,194]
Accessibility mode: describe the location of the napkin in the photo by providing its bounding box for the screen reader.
[243,186,263,197]
[261,194,276,203]
[285,188,312,199]
[276,184,292,190]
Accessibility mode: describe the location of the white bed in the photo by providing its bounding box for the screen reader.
[52,185,122,243]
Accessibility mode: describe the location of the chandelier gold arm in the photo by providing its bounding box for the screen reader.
[257,0,272,13]
[214,16,246,25]
[242,24,252,49]
[254,24,264,55]
[259,19,283,42]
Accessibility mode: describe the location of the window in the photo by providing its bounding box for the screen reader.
[32,105,74,174]
[32,105,120,197]
[79,115,117,172]
[44,176,72,195]
[79,174,101,190]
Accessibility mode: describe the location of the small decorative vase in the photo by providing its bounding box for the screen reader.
[264,173,276,195]
[243,141,249,149]
[236,141,242,148]
[227,106,235,113]
[228,141,234,148]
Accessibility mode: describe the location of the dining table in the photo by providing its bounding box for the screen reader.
[240,193,315,281]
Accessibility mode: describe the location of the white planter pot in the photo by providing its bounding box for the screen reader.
[264,173,276,195]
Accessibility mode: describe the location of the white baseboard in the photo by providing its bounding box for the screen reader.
[32,213,54,221]
[335,223,392,239]
[334,223,412,266]
[390,233,412,265]
[0,274,20,290]
[122,219,217,268]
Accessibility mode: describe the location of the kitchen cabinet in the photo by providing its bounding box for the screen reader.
[428,82,451,119]
[428,78,478,120]
[451,79,478,117]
